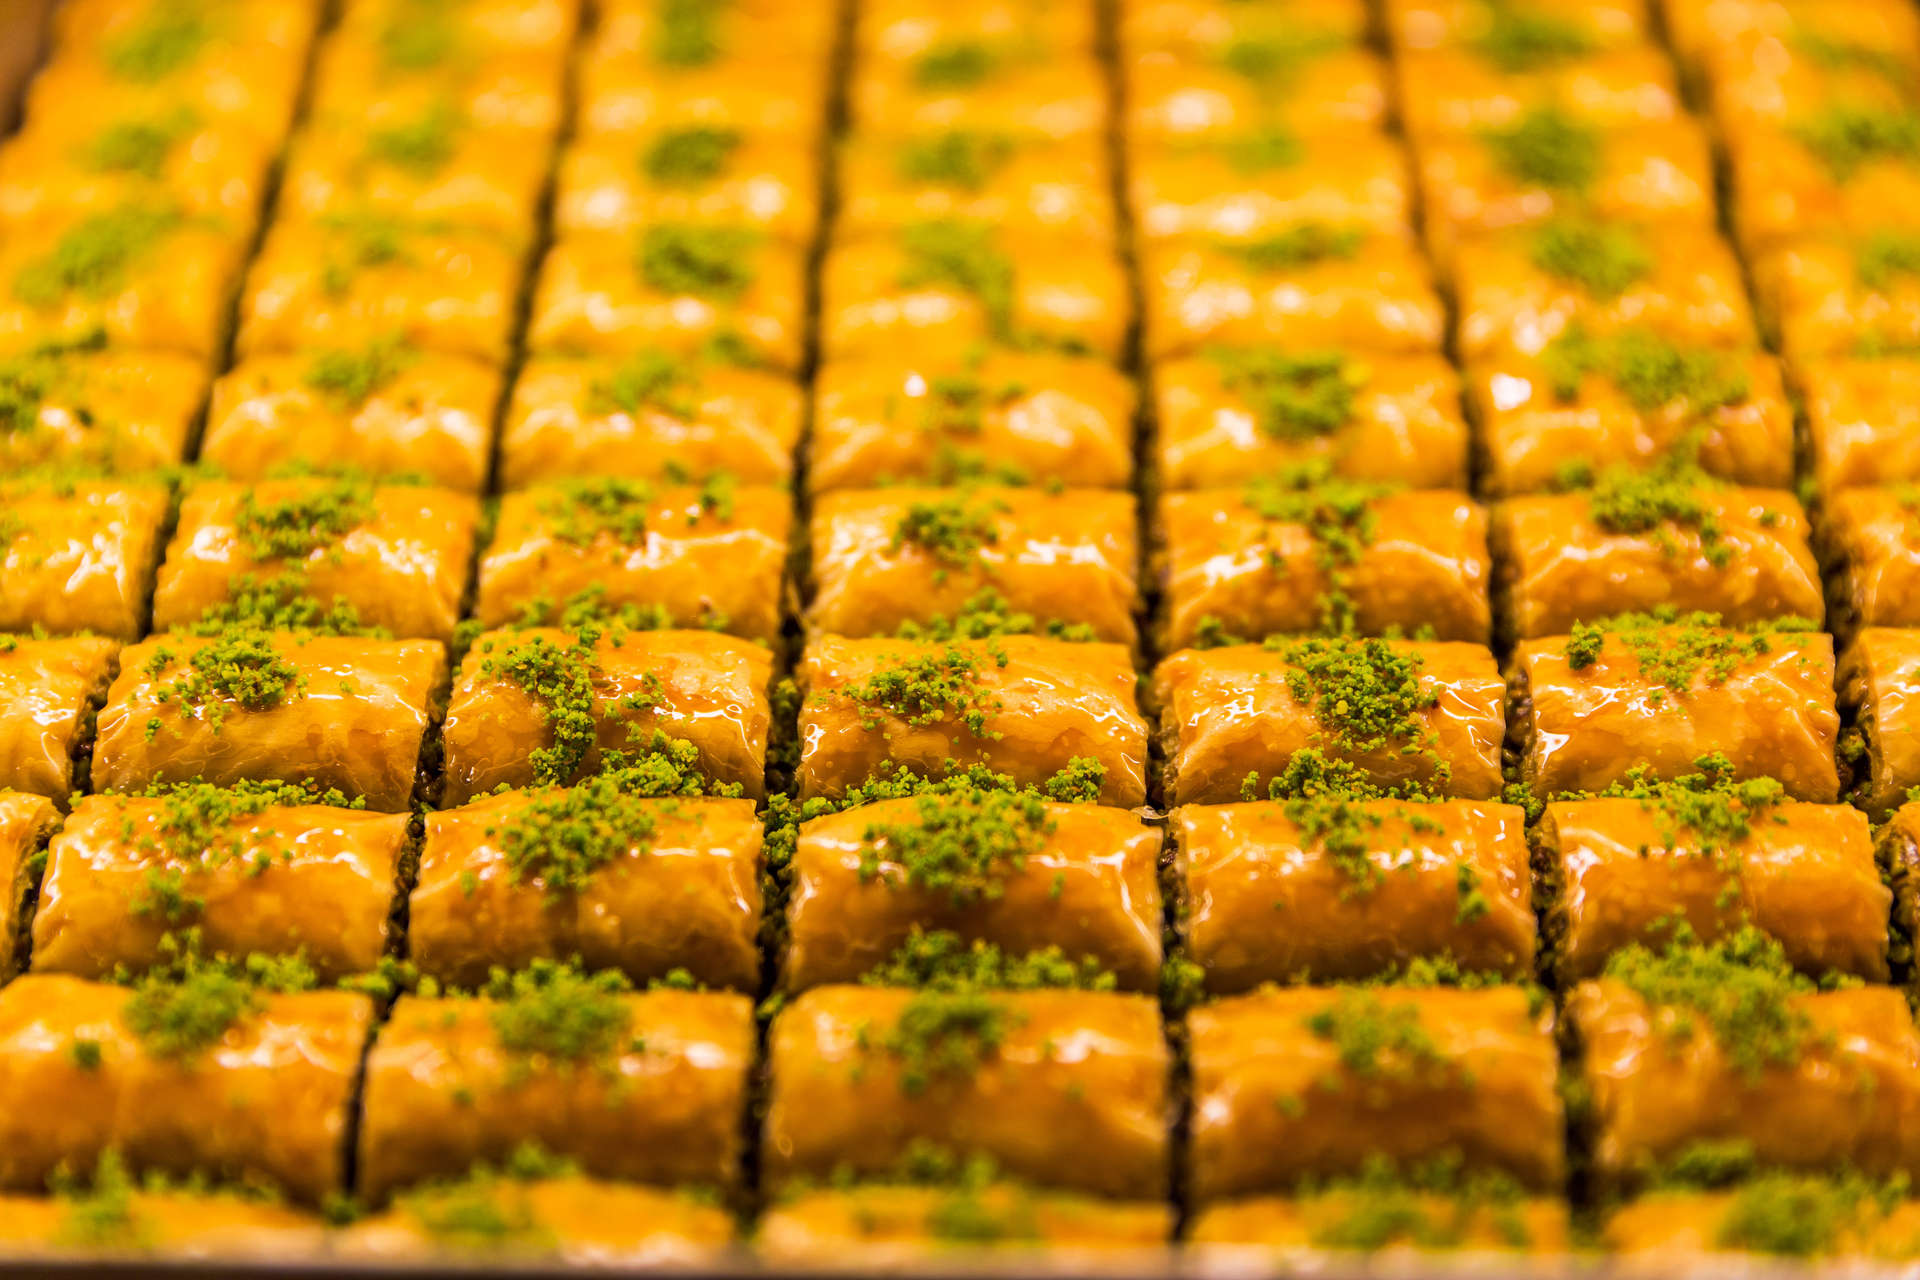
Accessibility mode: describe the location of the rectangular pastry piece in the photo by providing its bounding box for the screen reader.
[575,3,831,139]
[1158,485,1491,648]
[475,480,790,643]
[797,635,1148,807]
[1601,1186,1920,1262]
[30,790,408,982]
[153,476,479,643]
[1727,114,1920,254]
[1800,357,1920,495]
[202,349,499,493]
[1469,342,1792,497]
[758,1187,1170,1263]
[1496,480,1821,638]
[340,1176,733,1266]
[0,111,271,227]
[1176,799,1534,991]
[762,986,1170,1197]
[531,226,806,372]
[0,208,247,360]
[1513,619,1841,801]
[556,125,820,244]
[0,479,169,641]
[783,794,1163,991]
[1450,219,1757,362]
[502,351,802,490]
[1187,986,1564,1202]
[1824,487,1920,630]
[1190,1188,1570,1252]
[31,0,319,147]
[1839,626,1920,816]
[1395,46,1680,138]
[237,218,522,365]
[809,488,1138,645]
[1140,229,1445,361]
[1751,234,1920,360]
[1571,971,1920,1185]
[440,627,771,805]
[1122,0,1373,56]
[1154,349,1469,491]
[0,793,56,982]
[0,345,202,474]
[0,1189,325,1260]
[411,790,762,991]
[1541,795,1888,982]
[811,352,1135,493]
[1415,116,1713,265]
[821,224,1130,364]
[1384,0,1649,53]
[357,983,754,1202]
[277,110,553,240]
[859,0,1101,61]
[1129,129,1412,245]
[91,632,447,811]
[0,635,119,801]
[837,132,1113,244]
[0,973,372,1205]
[1124,45,1389,139]
[850,48,1107,139]
[1152,638,1507,805]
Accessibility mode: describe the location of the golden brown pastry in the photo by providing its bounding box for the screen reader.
[556,126,820,244]
[1825,487,1920,629]
[1190,1189,1571,1252]
[1129,129,1412,244]
[0,792,56,982]
[758,1185,1170,1262]
[838,132,1113,243]
[0,635,118,801]
[1799,356,1920,495]
[0,345,202,474]
[0,480,168,641]
[1839,627,1920,817]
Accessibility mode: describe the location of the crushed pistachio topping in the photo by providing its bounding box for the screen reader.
[1244,461,1400,635]
[103,1,208,81]
[52,1151,142,1249]
[889,491,1007,576]
[186,570,379,637]
[1792,105,1920,182]
[884,988,1018,1096]
[656,0,723,66]
[862,927,1116,992]
[494,775,665,897]
[0,332,108,438]
[898,131,1015,191]
[643,126,740,186]
[142,629,308,735]
[367,102,460,176]
[1307,1156,1532,1250]
[1225,223,1361,271]
[474,631,607,785]
[856,789,1055,906]
[1857,231,1920,289]
[1530,218,1651,300]
[833,643,1009,736]
[1483,106,1601,191]
[1603,926,1821,1078]
[122,940,318,1060]
[537,477,656,546]
[588,348,700,419]
[1542,326,1750,413]
[1283,793,1445,901]
[380,0,458,69]
[1715,1172,1908,1257]
[398,1145,581,1248]
[1244,747,1439,803]
[13,206,178,308]
[1211,346,1359,441]
[83,109,197,179]
[899,220,1017,343]
[897,587,1095,643]
[1223,128,1305,173]
[1571,455,1734,566]
[234,474,374,561]
[303,339,415,406]
[484,960,636,1063]
[1471,7,1593,72]
[1263,636,1445,781]
[1221,29,1342,86]
[319,214,413,296]
[119,779,361,908]
[1564,609,1817,695]
[1304,989,1451,1082]
[914,41,998,89]
[1584,752,1787,860]
[638,223,758,300]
